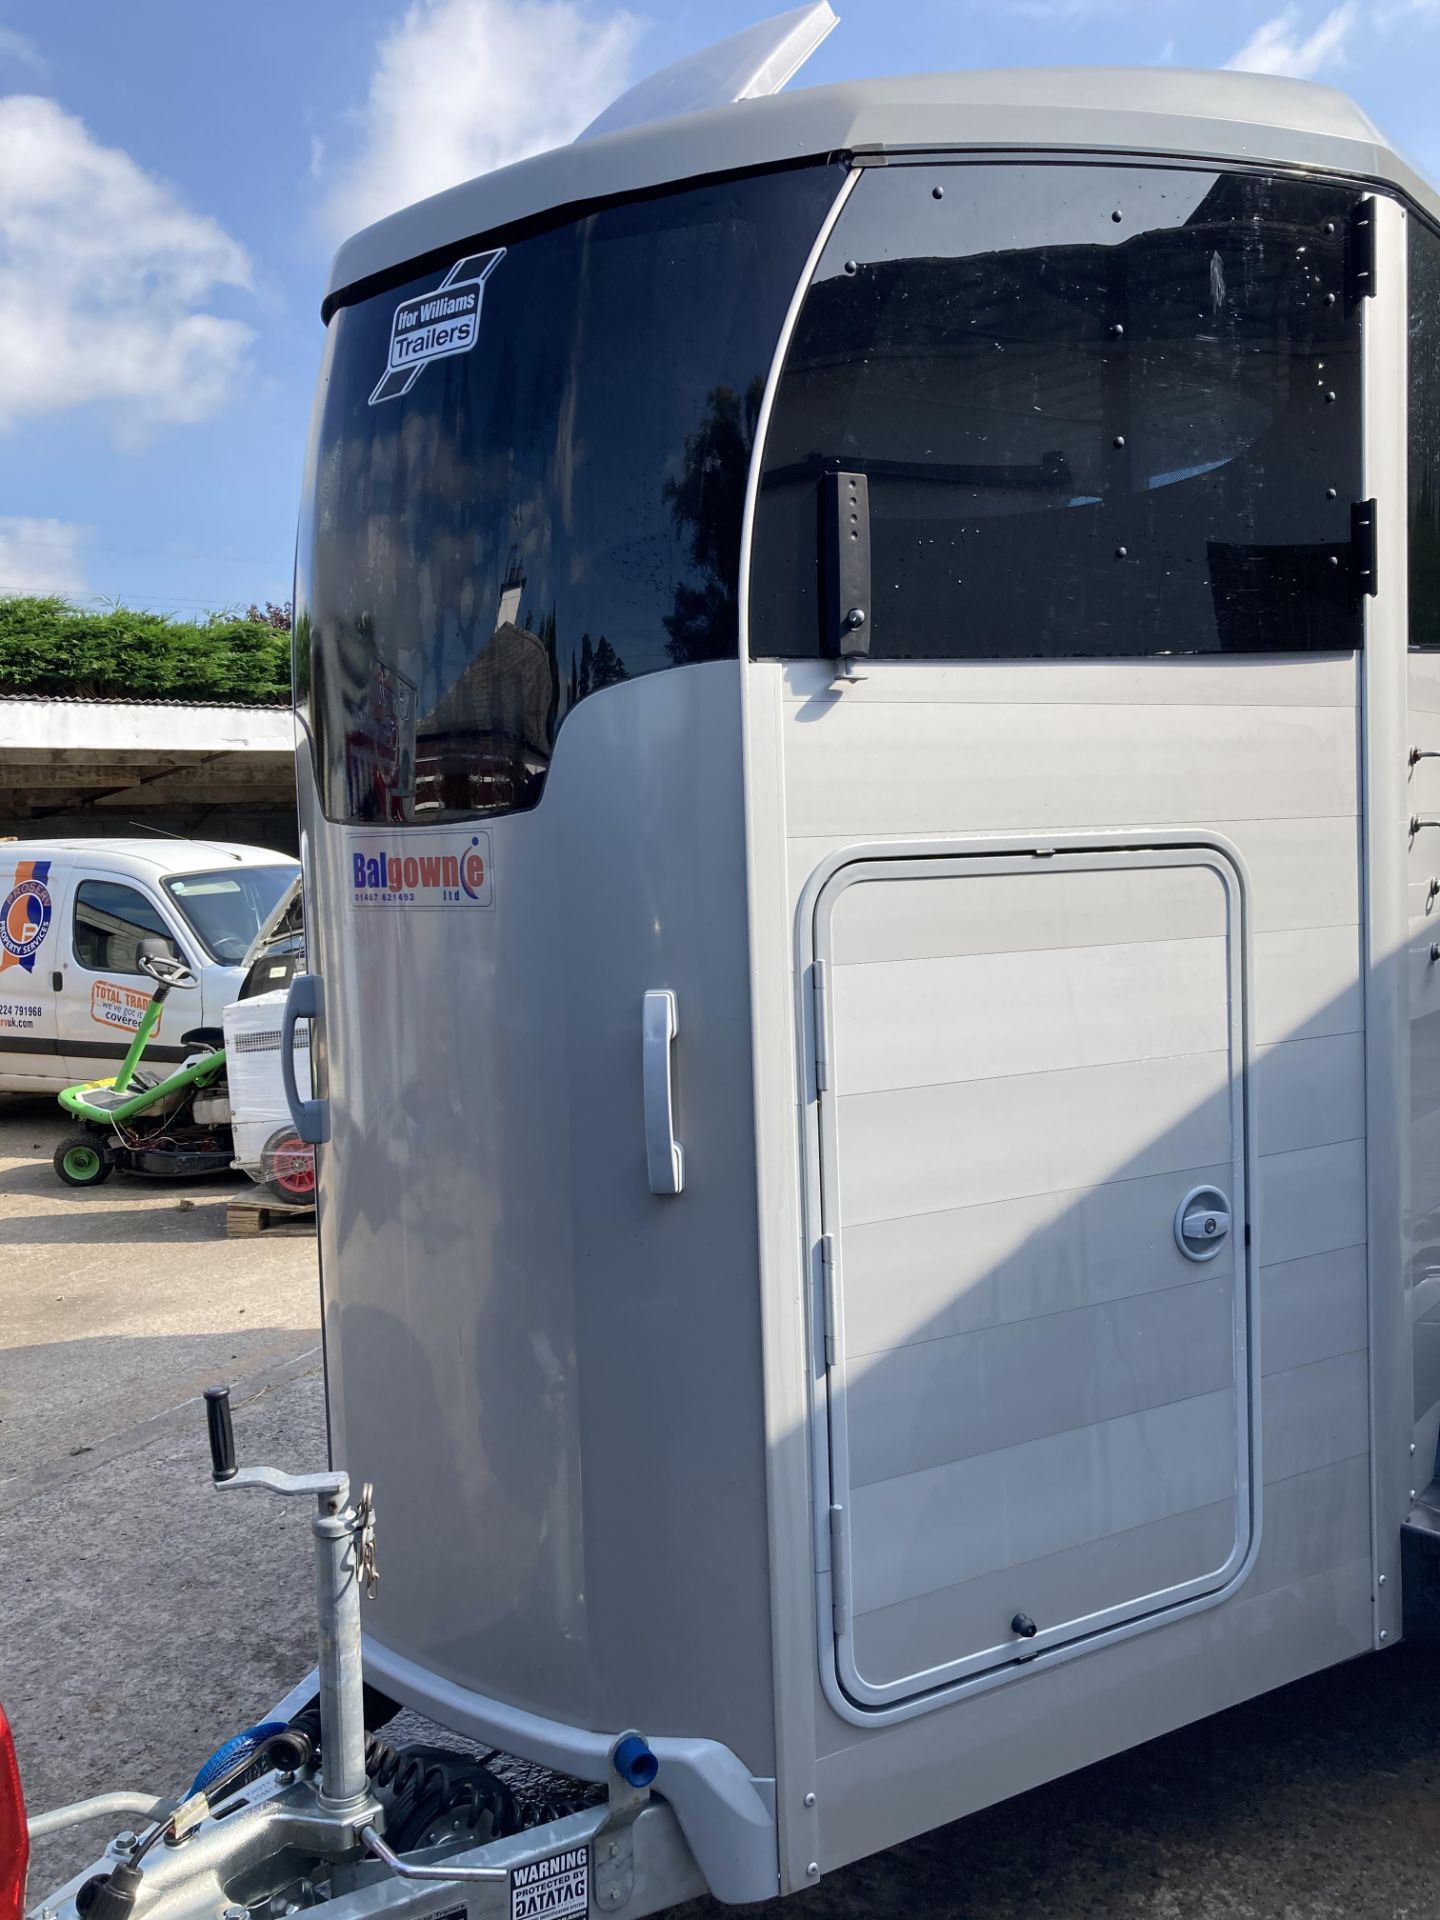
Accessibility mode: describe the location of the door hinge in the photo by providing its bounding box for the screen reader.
[820,1233,840,1368]
[828,1505,851,1636]
[821,470,872,664]
[1348,195,1376,304]
[811,959,830,1093]
[1352,498,1379,598]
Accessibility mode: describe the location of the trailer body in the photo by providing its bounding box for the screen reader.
[290,62,1440,1902]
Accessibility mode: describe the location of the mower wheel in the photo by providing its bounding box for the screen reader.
[259,1127,316,1205]
[54,1133,113,1188]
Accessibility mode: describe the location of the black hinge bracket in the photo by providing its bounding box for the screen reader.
[1348,196,1376,304]
[821,469,872,661]
[1352,498,1379,597]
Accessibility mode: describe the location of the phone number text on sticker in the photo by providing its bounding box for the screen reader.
[349,830,493,910]
[510,1846,589,1920]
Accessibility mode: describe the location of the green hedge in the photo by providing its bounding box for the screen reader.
[0,597,291,705]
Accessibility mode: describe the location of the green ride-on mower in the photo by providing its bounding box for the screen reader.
[52,937,234,1188]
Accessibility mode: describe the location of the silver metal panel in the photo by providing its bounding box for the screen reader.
[793,810,1360,937]
[1361,192,1411,1640]
[326,70,1436,306]
[853,1503,1238,1691]
[1259,1350,1370,1484]
[813,847,1253,1705]
[302,662,779,1778]
[1254,1032,1365,1157]
[1256,1139,1368,1267]
[1253,926,1363,1044]
[829,860,1227,963]
[812,1558,1373,1875]
[845,1279,1236,1489]
[1258,1244,1369,1378]
[1410,647,1440,1432]
[836,1051,1231,1229]
[832,937,1229,1092]
[784,699,1356,839]
[848,1390,1240,1617]
[1246,1454,1371,1593]
[841,1164,1233,1358]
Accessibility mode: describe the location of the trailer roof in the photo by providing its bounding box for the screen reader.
[325,66,1438,311]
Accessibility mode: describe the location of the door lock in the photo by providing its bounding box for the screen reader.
[1174,1186,1232,1262]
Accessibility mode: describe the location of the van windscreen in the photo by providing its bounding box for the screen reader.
[299,164,844,826]
[751,164,1366,660]
[164,867,296,964]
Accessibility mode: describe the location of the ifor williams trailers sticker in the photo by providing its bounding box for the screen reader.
[0,859,51,972]
[369,250,505,406]
[349,829,493,910]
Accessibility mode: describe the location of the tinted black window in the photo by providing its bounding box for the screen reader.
[73,881,178,973]
[300,165,843,824]
[752,164,1364,660]
[1411,218,1440,649]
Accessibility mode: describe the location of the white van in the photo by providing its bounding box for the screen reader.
[0,838,299,1094]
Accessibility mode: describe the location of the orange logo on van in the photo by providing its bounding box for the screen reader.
[0,859,51,972]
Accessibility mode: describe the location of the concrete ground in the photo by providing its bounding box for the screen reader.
[4,1091,1440,1916]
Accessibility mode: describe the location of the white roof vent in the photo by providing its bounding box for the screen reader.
[576,2,838,143]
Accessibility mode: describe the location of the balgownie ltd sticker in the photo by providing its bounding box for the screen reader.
[510,1846,589,1920]
[369,250,505,405]
[348,827,493,910]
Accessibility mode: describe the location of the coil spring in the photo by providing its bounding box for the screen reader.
[365,1734,518,1849]
[364,1734,482,1807]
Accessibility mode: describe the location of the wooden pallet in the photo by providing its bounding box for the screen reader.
[225,1196,316,1238]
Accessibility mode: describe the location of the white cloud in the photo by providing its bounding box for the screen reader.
[0,95,254,440]
[1225,1,1359,75]
[320,0,643,241]
[0,27,46,77]
[0,516,86,596]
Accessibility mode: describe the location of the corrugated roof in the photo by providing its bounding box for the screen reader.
[0,694,291,711]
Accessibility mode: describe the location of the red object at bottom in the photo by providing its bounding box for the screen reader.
[0,1702,28,1920]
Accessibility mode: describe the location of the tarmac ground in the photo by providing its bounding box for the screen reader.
[4,1092,1440,1918]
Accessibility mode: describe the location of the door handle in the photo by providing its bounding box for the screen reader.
[642,989,684,1195]
[1174,1186,1232,1261]
[281,972,329,1146]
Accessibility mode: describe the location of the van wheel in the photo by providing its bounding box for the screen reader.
[54,1134,113,1187]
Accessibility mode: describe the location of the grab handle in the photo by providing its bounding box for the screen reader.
[642,990,684,1195]
[282,972,329,1146]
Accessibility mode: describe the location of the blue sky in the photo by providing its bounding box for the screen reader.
[2,0,1438,619]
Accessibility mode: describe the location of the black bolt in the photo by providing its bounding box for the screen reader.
[1109,323,1124,338]
[1011,1612,1038,1638]
[843,259,858,275]
[1328,555,1341,567]
[1325,220,1336,233]
[1324,292,1337,306]
[844,607,867,630]
[1111,209,1123,223]
[1325,391,1337,404]
[1115,546,1128,560]
[1113,435,1126,449]
[932,185,945,200]
[1326,487,1338,500]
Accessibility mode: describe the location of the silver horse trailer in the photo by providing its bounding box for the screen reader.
[27,11,1440,1918]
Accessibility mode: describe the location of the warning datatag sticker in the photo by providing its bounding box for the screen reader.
[510,1845,589,1920]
